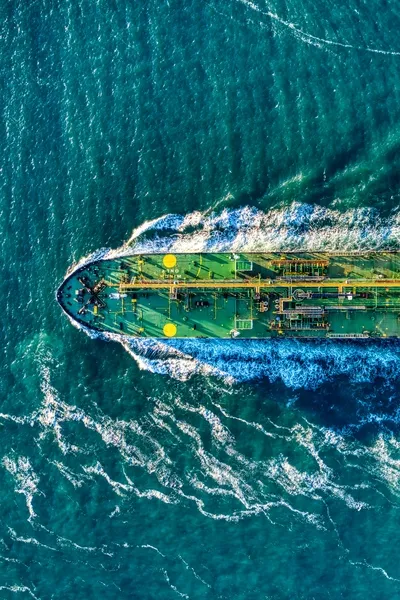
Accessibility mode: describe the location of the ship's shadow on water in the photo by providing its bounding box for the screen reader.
[260,374,400,441]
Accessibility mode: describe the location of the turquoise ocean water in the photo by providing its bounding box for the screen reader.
[4,0,400,597]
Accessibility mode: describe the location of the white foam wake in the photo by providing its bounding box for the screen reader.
[2,456,41,520]
[63,203,400,388]
[127,203,400,253]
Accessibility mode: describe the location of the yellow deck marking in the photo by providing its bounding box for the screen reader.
[163,323,177,337]
[163,254,177,269]
[196,254,203,278]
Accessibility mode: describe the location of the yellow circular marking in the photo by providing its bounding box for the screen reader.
[163,323,177,337]
[163,254,177,269]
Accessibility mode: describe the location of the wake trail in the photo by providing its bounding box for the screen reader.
[238,0,400,56]
[350,559,400,582]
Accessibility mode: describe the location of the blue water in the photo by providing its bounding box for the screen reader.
[3,0,400,598]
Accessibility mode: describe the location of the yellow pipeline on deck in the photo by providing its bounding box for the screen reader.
[115,279,400,290]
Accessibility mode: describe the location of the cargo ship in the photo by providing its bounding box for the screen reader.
[57,252,400,339]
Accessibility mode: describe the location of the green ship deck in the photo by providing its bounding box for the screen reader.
[57,252,400,339]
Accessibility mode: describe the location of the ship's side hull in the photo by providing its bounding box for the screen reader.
[57,252,400,339]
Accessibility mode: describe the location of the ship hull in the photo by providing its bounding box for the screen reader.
[57,252,400,339]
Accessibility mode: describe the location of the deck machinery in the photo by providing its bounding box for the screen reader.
[57,252,400,339]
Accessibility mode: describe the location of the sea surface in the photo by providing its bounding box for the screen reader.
[3,0,400,598]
